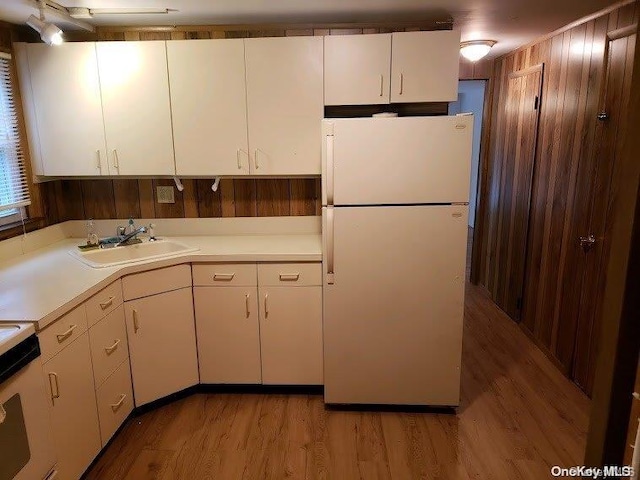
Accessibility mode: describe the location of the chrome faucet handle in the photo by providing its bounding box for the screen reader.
[148,223,157,242]
[116,226,126,238]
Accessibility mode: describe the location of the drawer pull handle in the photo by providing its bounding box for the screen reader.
[110,394,127,412]
[99,296,115,310]
[56,324,77,343]
[213,273,235,281]
[105,339,120,355]
[279,273,300,281]
[48,372,60,403]
[133,309,140,333]
[245,293,250,318]
[264,293,269,317]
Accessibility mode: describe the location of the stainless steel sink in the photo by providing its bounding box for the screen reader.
[69,239,199,268]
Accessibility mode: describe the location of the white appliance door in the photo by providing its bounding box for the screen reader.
[322,116,473,206]
[323,204,467,405]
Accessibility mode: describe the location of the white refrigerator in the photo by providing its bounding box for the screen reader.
[322,115,472,406]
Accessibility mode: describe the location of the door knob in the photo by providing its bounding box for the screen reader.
[579,234,597,252]
[597,112,609,121]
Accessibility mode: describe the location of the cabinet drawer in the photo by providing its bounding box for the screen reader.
[192,263,257,287]
[86,280,123,327]
[39,305,88,363]
[89,305,128,388]
[258,263,321,286]
[96,360,133,446]
[122,264,192,301]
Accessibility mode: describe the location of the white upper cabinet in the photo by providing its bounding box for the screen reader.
[390,30,461,103]
[245,36,323,175]
[96,41,175,176]
[167,39,250,176]
[22,42,108,176]
[324,34,392,106]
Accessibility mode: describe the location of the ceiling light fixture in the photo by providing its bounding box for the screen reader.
[460,40,497,62]
[26,3,63,46]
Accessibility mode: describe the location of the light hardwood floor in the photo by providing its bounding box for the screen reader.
[85,240,590,479]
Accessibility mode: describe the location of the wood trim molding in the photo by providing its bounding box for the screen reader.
[608,23,638,40]
[507,63,544,79]
[585,24,640,467]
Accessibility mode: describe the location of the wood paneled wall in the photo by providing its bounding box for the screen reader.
[472,0,639,394]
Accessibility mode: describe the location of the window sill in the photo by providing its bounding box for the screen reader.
[0,217,47,242]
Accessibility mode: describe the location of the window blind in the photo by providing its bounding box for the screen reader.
[0,51,30,212]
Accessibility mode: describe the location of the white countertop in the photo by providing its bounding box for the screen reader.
[0,233,322,330]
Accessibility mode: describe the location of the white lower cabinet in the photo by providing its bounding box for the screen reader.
[124,287,199,406]
[42,332,101,480]
[258,286,323,385]
[193,262,323,386]
[194,286,262,384]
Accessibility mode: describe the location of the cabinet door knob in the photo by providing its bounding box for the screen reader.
[379,74,384,97]
[399,73,404,95]
[48,372,60,403]
[105,339,120,355]
[245,293,250,318]
[132,309,140,333]
[579,234,597,252]
[597,112,609,121]
[110,394,127,412]
[264,293,269,317]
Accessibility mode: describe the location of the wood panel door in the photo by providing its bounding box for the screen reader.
[572,26,638,394]
[167,39,250,176]
[245,36,323,175]
[24,43,108,176]
[97,41,175,176]
[490,65,543,320]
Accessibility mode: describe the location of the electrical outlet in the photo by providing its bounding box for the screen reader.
[156,185,175,204]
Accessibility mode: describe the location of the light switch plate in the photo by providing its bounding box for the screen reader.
[156,186,175,204]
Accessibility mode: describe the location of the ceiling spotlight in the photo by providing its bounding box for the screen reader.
[460,40,496,62]
[26,1,64,46]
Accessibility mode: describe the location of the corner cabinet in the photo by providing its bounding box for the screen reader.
[122,265,199,406]
[323,30,461,105]
[245,36,324,175]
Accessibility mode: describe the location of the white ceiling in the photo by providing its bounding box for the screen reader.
[0,0,622,58]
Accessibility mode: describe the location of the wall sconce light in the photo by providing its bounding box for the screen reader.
[460,40,497,62]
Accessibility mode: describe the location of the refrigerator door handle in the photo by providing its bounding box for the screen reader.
[326,135,335,205]
[326,207,335,284]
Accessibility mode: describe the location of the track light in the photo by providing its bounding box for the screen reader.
[460,40,496,62]
[26,14,63,45]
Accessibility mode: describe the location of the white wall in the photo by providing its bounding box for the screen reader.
[448,80,486,227]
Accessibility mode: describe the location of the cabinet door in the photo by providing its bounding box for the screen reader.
[390,31,460,103]
[124,287,198,406]
[324,34,391,106]
[25,42,108,176]
[168,39,250,176]
[245,36,323,175]
[194,287,261,384]
[258,286,323,385]
[97,41,175,175]
[42,333,101,480]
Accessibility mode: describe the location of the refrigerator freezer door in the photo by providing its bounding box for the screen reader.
[322,116,473,206]
[323,204,467,406]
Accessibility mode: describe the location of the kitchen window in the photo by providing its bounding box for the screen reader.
[0,51,30,226]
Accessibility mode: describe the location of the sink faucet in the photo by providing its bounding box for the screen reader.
[117,225,147,247]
